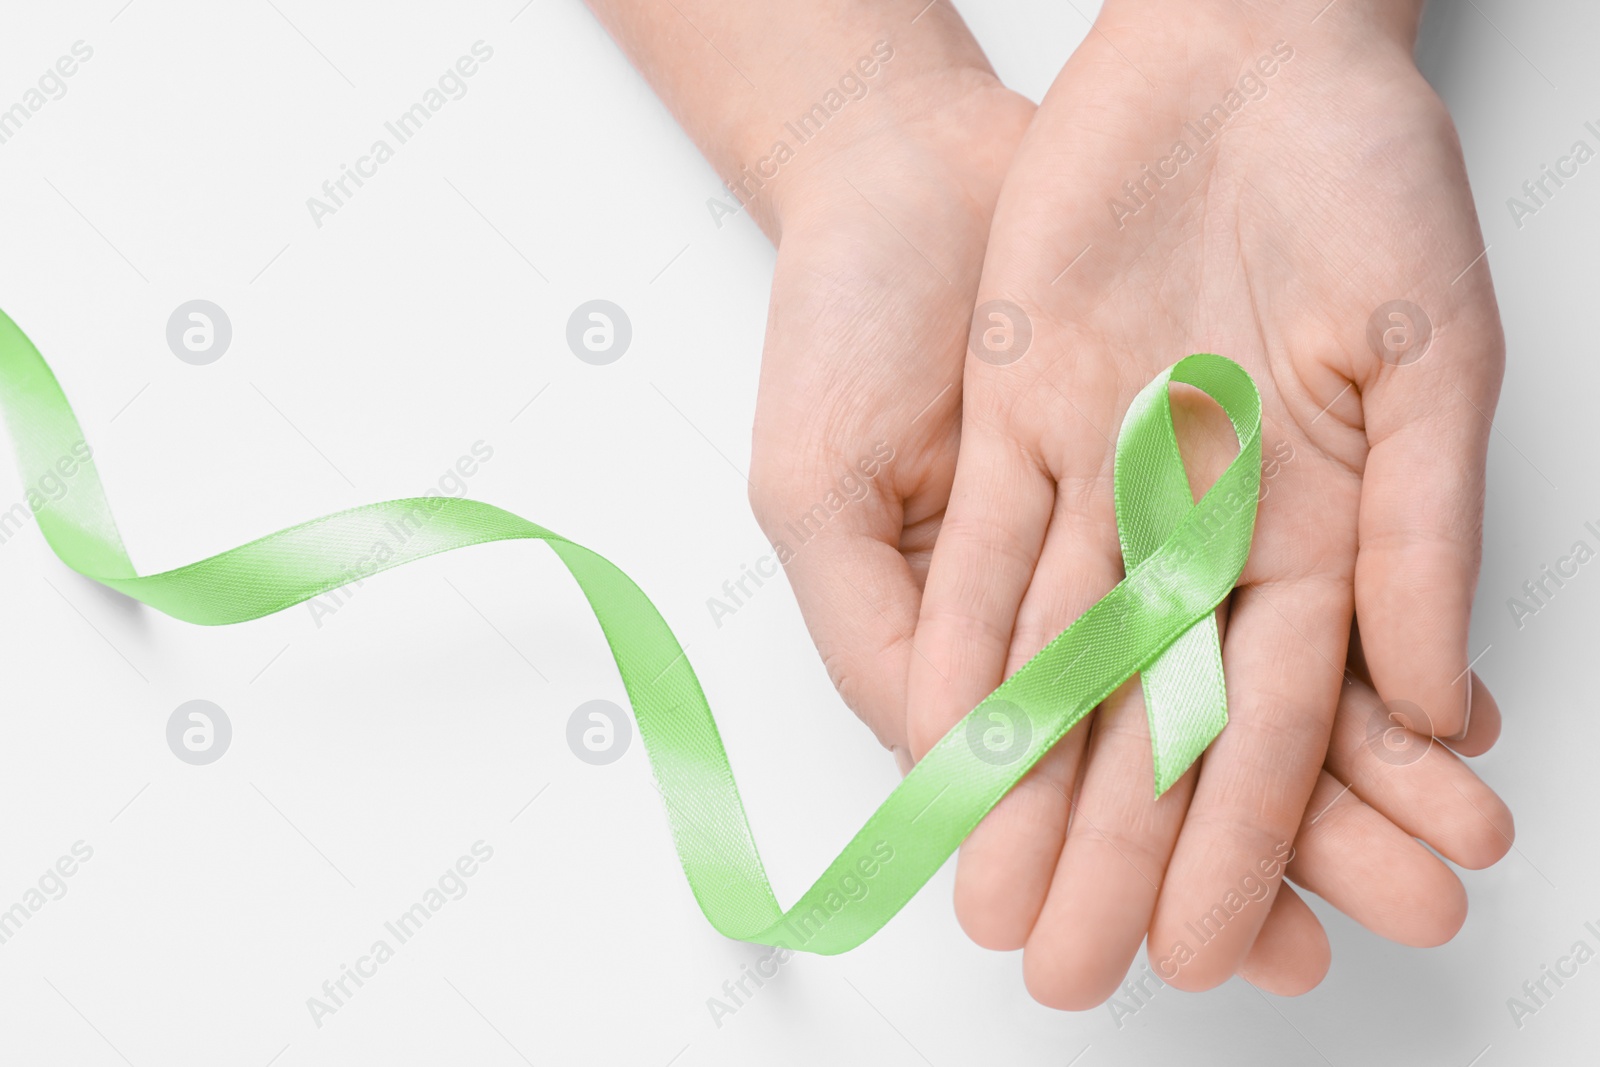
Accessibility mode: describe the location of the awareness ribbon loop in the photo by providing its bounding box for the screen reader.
[0,310,1259,955]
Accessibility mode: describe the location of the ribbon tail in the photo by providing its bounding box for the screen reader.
[1143,613,1229,796]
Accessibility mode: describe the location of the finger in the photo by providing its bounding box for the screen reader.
[1017,592,1230,1004]
[744,189,981,756]
[1443,672,1501,757]
[949,484,1124,950]
[1325,674,1513,870]
[1348,630,1501,755]
[1355,323,1503,742]
[1235,883,1330,997]
[746,468,925,751]
[1022,677,1194,1010]
[1151,576,1351,992]
[905,428,1054,760]
[1287,771,1467,947]
[1016,381,1251,1002]
[953,732,1086,950]
[1350,627,1497,758]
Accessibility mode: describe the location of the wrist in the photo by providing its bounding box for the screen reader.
[723,55,1024,241]
[585,2,1009,239]
[755,65,1030,241]
[1097,0,1425,55]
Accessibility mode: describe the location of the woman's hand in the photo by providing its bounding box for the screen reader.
[746,70,1033,753]
[904,0,1511,1006]
[583,0,1033,753]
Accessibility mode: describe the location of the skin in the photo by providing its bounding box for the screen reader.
[584,0,1513,1007]
[905,0,1512,1006]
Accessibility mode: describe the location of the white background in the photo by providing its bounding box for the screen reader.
[0,1,1592,1064]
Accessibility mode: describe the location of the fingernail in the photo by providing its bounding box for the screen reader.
[891,745,914,778]
[1448,671,1475,743]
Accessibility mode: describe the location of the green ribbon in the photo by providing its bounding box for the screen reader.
[0,309,1260,955]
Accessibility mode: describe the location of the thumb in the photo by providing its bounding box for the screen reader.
[1355,298,1504,743]
[747,455,923,757]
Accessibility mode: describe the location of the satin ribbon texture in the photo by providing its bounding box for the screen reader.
[0,309,1260,955]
